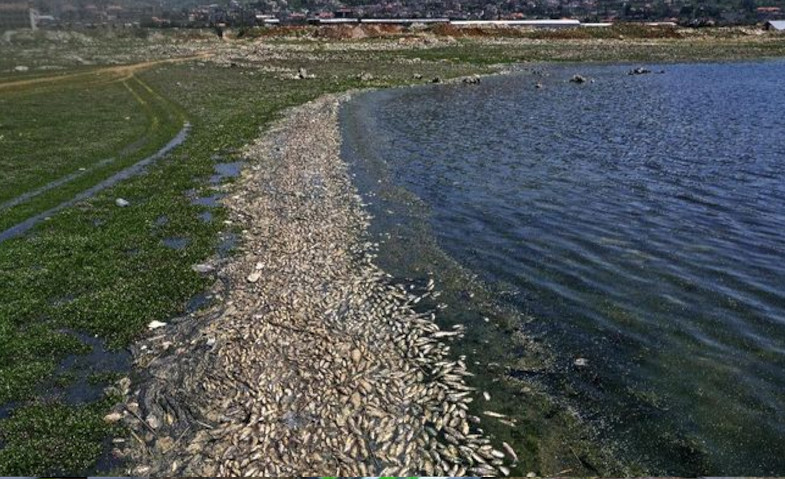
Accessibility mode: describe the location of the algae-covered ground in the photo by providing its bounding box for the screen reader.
[0,25,784,475]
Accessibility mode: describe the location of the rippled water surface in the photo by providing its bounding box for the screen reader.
[343,61,785,474]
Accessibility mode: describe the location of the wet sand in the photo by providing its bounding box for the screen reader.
[117,95,515,476]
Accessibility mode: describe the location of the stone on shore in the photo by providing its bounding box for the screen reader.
[570,74,587,83]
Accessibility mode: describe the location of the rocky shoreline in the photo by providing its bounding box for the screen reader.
[115,94,516,476]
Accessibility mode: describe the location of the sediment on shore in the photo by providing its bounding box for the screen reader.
[117,95,515,476]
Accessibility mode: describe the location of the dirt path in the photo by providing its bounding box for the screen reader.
[0,53,212,92]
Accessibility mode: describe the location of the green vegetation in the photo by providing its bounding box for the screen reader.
[0,29,784,475]
[0,398,119,475]
[0,76,183,230]
[0,38,490,476]
[0,81,148,203]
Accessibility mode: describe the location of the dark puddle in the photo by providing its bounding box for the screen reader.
[0,123,191,244]
[191,193,225,208]
[209,161,245,184]
[186,292,212,313]
[0,401,18,420]
[44,331,131,406]
[50,293,76,308]
[154,215,169,226]
[162,237,190,250]
[198,211,213,223]
[218,232,237,258]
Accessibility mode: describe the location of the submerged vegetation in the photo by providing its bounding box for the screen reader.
[0,25,784,475]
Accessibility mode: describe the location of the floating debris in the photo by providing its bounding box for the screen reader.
[104,412,123,423]
[191,263,214,274]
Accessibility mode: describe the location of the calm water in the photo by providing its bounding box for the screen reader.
[343,61,785,474]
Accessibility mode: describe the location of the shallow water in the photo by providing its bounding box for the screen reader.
[343,61,785,474]
[49,331,131,406]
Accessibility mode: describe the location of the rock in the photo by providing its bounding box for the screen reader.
[104,412,123,423]
[483,391,491,401]
[191,263,214,274]
[357,72,374,81]
[148,320,167,330]
[350,391,362,408]
[569,74,587,84]
[574,357,588,367]
[13,65,29,72]
[126,402,139,414]
[295,67,315,80]
[413,73,423,79]
[462,75,481,84]
[527,472,537,478]
[535,82,543,89]
[247,271,262,283]
[350,348,362,363]
[628,67,652,75]
[115,198,130,207]
[431,77,442,83]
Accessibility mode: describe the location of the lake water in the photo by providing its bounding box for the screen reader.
[342,61,785,475]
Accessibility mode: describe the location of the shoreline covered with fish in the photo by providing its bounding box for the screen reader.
[113,94,518,476]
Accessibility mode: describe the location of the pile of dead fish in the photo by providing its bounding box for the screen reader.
[117,95,515,476]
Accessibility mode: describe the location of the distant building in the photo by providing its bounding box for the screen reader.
[0,0,36,31]
[765,20,785,30]
[451,19,581,27]
[359,17,450,24]
[757,7,782,16]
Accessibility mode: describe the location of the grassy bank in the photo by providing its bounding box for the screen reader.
[0,76,183,230]
[0,29,783,475]
[0,37,491,476]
